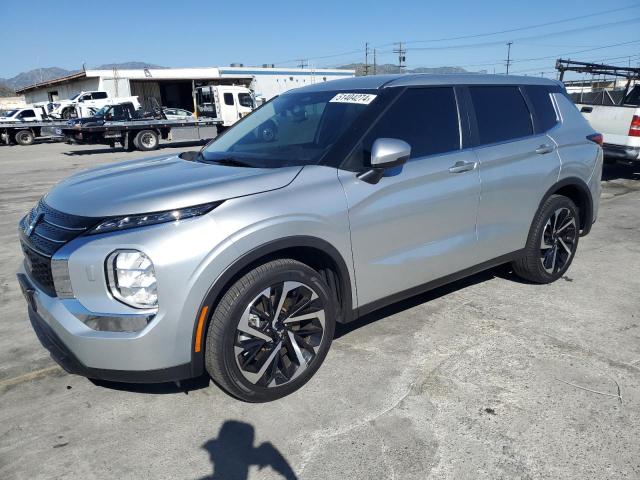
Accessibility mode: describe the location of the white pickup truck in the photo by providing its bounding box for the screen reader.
[48,91,141,119]
[574,85,640,163]
[0,106,48,122]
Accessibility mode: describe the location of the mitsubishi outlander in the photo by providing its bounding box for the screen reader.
[17,74,603,402]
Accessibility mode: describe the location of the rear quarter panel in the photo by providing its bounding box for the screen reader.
[550,93,602,222]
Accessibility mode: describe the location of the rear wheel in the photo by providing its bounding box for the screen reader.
[61,108,73,119]
[15,130,34,146]
[134,129,159,151]
[205,259,336,402]
[512,195,580,283]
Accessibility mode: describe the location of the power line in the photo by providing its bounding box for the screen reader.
[389,17,640,52]
[271,6,638,68]
[373,5,636,47]
[398,40,640,71]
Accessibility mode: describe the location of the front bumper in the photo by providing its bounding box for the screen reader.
[603,143,640,162]
[17,273,193,383]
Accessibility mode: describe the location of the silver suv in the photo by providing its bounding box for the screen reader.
[17,75,602,401]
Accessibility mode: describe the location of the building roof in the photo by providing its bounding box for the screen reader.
[16,66,355,94]
[15,71,88,94]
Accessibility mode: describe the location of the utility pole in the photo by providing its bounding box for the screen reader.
[394,42,406,73]
[364,42,370,76]
[505,41,513,75]
[373,48,377,75]
[297,59,308,69]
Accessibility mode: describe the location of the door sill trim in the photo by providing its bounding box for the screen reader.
[353,249,525,320]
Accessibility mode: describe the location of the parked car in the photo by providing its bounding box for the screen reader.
[163,108,194,120]
[573,84,640,163]
[48,91,141,119]
[17,74,602,402]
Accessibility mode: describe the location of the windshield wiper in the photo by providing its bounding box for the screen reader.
[209,157,256,168]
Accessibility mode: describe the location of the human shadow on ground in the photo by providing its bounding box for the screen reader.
[199,420,297,480]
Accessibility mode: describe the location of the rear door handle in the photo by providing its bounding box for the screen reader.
[449,160,477,173]
[535,144,555,155]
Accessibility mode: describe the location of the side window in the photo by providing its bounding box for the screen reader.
[469,86,533,145]
[19,110,36,118]
[92,92,108,100]
[81,94,92,102]
[224,93,234,106]
[524,85,559,132]
[238,93,254,108]
[111,105,124,117]
[356,87,460,166]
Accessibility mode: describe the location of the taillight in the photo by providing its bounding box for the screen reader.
[629,115,640,137]
[586,133,603,146]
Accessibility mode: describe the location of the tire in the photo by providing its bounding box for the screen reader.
[134,129,159,151]
[205,259,336,402]
[61,108,72,119]
[15,130,34,146]
[512,195,580,283]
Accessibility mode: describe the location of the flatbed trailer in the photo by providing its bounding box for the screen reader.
[0,120,68,146]
[60,117,223,151]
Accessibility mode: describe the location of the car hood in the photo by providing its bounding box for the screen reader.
[44,154,302,217]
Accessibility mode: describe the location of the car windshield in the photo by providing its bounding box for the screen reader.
[200,90,377,168]
[3,109,18,117]
[69,93,80,101]
[93,106,109,116]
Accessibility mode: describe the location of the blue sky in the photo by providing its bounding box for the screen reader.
[1,0,639,79]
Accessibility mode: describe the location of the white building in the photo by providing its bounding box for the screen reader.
[16,65,355,111]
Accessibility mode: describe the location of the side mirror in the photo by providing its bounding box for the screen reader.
[371,138,411,168]
[358,138,411,184]
[179,151,201,161]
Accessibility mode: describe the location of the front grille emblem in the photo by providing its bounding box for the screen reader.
[26,212,43,237]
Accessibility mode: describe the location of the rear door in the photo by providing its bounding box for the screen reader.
[339,87,482,308]
[468,85,561,260]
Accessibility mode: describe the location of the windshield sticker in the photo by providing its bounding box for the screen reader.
[329,93,377,105]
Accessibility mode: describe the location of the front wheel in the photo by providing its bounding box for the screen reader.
[512,195,580,283]
[205,259,336,402]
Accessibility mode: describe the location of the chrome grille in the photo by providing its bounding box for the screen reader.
[19,199,100,296]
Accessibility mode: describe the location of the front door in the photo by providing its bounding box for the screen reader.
[338,87,482,309]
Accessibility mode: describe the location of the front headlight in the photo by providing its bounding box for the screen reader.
[106,250,157,309]
[88,202,221,235]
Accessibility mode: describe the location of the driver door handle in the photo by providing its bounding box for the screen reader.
[449,160,477,173]
[535,144,555,155]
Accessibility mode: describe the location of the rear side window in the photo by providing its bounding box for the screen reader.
[524,85,558,132]
[19,110,36,118]
[470,86,533,145]
[92,92,108,100]
[224,93,234,106]
[360,87,460,163]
